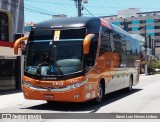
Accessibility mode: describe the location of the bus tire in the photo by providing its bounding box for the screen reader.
[126,76,133,92]
[46,100,55,105]
[94,83,103,104]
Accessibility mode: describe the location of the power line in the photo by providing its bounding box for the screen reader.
[25,0,160,17]
[25,3,54,15]
[82,4,94,17]
[25,0,73,6]
[4,0,159,18]
[2,1,53,16]
[25,0,160,10]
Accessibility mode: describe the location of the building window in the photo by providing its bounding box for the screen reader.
[128,28,132,31]
[121,22,124,25]
[132,27,139,31]
[154,19,160,22]
[146,26,154,30]
[132,20,140,24]
[147,33,155,37]
[155,33,160,36]
[140,20,146,24]
[127,21,132,24]
[153,13,157,15]
[155,26,160,29]
[112,22,121,26]
[0,12,9,41]
[146,19,154,24]
[139,15,142,17]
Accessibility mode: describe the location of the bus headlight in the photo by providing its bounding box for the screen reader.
[22,81,33,87]
[66,78,88,90]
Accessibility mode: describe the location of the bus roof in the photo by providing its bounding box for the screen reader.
[32,17,134,39]
[33,17,101,29]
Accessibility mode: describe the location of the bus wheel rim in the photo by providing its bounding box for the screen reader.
[97,84,103,102]
[129,78,133,91]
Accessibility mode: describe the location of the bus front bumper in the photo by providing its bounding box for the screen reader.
[22,84,96,103]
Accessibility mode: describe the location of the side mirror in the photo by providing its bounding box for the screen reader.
[14,37,28,55]
[83,34,95,54]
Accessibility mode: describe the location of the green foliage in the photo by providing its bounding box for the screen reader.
[147,59,157,69]
[156,61,160,69]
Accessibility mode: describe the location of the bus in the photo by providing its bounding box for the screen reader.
[14,17,140,103]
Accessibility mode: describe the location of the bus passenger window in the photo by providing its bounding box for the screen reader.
[100,30,111,56]
[113,31,124,53]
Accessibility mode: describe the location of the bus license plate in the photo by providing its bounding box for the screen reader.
[44,94,54,98]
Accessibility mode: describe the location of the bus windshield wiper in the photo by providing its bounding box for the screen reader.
[51,45,64,76]
[51,58,64,76]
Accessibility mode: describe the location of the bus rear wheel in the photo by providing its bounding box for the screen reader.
[126,77,133,92]
[95,83,103,103]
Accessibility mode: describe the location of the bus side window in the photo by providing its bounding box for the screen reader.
[113,31,125,53]
[125,36,132,55]
[99,27,111,56]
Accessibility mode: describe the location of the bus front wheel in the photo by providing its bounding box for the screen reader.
[46,100,55,105]
[95,83,103,103]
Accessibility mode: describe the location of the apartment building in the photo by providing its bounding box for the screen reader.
[103,8,159,56]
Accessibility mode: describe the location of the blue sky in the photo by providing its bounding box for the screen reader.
[24,0,160,23]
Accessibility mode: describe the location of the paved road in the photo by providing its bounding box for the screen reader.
[0,74,160,121]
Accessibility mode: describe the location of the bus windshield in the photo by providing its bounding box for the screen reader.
[25,29,86,76]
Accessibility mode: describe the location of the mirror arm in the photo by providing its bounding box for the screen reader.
[83,34,95,54]
[14,36,28,55]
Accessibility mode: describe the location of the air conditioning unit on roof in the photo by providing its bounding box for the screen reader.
[83,0,88,3]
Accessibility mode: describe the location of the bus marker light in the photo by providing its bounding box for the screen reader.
[92,91,96,98]
[86,84,92,90]
[73,94,80,99]
[86,93,91,99]
[24,92,28,96]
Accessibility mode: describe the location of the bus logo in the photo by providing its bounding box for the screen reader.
[47,87,52,91]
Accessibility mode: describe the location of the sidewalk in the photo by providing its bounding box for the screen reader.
[0,89,22,96]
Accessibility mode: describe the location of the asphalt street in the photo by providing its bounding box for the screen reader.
[0,74,160,122]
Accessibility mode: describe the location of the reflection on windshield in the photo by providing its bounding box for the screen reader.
[25,40,83,76]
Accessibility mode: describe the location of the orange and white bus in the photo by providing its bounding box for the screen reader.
[14,17,140,103]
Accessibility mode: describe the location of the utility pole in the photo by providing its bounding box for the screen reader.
[75,0,88,17]
[78,0,82,17]
[144,26,148,75]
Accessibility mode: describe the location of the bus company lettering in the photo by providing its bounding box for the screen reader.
[42,77,57,80]
[52,81,63,86]
[67,79,82,83]
[37,81,64,86]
